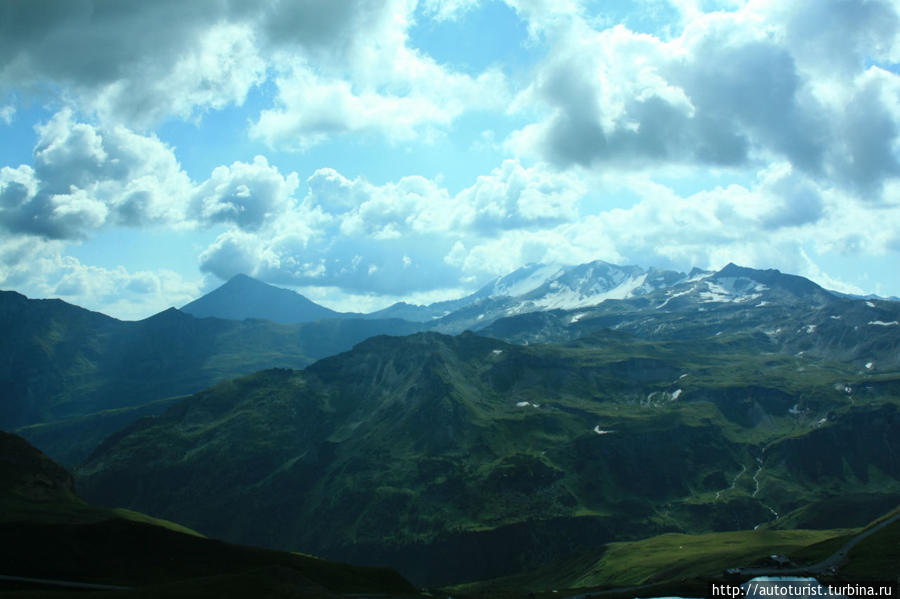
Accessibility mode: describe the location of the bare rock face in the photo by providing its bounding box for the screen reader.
[0,431,75,502]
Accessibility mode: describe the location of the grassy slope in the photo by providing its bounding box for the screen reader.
[452,506,900,597]
[75,331,900,586]
[0,431,416,598]
[450,528,849,596]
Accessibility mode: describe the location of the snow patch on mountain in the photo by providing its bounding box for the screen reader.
[482,263,564,298]
[656,289,692,309]
[532,273,649,310]
[699,277,768,304]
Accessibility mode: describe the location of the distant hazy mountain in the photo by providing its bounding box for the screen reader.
[77,330,900,585]
[180,263,897,332]
[181,273,357,323]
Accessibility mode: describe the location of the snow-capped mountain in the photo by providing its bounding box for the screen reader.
[428,261,693,333]
[650,263,836,310]
[407,259,852,333]
[367,261,684,323]
[476,262,900,370]
[519,262,689,310]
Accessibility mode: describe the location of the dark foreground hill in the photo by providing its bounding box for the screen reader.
[0,430,416,598]
[77,330,900,586]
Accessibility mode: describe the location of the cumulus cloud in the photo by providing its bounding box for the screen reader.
[1,0,508,147]
[454,159,585,230]
[3,0,899,307]
[0,2,267,127]
[198,229,272,282]
[0,236,201,320]
[252,0,509,148]
[250,52,508,150]
[0,111,315,240]
[196,158,587,293]
[0,110,191,239]
[193,151,897,298]
[508,1,900,196]
[191,156,299,231]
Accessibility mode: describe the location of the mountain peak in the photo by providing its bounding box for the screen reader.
[716,263,778,278]
[225,273,261,285]
[711,263,829,299]
[181,275,345,324]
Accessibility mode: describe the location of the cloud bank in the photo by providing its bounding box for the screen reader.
[1,0,899,316]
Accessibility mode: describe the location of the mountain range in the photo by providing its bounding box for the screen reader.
[0,289,422,465]
[76,329,900,585]
[2,259,899,588]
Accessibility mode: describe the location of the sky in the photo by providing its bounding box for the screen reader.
[1,0,900,319]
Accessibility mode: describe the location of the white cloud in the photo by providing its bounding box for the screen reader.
[249,0,510,149]
[0,3,267,127]
[1,111,315,240]
[503,0,585,38]
[3,0,899,308]
[2,0,510,147]
[196,158,587,293]
[454,159,585,230]
[0,236,201,320]
[0,104,14,124]
[198,229,272,282]
[507,1,900,198]
[191,156,299,231]
[0,110,192,238]
[91,22,266,126]
[251,53,508,150]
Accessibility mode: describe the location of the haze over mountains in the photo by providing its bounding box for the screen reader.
[2,259,899,589]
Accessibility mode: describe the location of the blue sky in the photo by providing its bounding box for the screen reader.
[2,0,900,319]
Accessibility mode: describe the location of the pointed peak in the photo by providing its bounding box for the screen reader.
[223,273,264,286]
[182,274,342,324]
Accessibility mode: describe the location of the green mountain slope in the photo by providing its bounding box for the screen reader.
[77,331,900,586]
[0,431,415,598]
[0,290,423,462]
[452,507,900,598]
